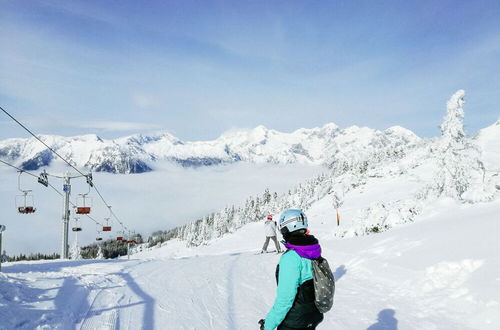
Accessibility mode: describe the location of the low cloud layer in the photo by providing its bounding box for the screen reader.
[0,162,324,255]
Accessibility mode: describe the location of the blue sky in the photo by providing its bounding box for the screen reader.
[1,0,499,141]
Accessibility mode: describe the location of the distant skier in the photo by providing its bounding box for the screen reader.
[259,209,324,330]
[261,214,282,253]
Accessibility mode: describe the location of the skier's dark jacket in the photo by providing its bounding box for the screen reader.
[264,233,323,330]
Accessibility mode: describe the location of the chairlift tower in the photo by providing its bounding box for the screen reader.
[0,225,6,272]
[62,174,71,259]
[61,172,93,259]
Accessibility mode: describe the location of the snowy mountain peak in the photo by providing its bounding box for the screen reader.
[384,126,421,143]
[0,122,425,173]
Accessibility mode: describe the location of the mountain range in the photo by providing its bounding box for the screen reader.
[0,123,422,173]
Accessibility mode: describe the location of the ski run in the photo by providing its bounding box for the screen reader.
[1,197,500,329]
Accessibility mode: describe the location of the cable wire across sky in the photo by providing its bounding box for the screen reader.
[0,106,130,234]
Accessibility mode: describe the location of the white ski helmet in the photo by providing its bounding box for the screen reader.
[279,209,308,236]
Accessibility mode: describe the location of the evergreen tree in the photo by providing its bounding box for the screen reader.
[70,239,82,260]
[433,90,494,201]
[96,246,104,259]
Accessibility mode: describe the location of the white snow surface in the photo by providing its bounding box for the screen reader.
[1,193,499,329]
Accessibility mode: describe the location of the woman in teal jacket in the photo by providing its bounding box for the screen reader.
[260,209,323,330]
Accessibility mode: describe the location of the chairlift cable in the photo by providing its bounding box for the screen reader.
[1,158,104,226]
[91,183,128,231]
[0,159,38,178]
[0,106,132,232]
[0,106,87,177]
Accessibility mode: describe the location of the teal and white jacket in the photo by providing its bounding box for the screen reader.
[264,235,323,330]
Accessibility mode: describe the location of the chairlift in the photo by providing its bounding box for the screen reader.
[76,177,92,214]
[72,218,82,232]
[102,206,112,231]
[16,171,36,214]
[95,224,103,241]
[116,230,125,241]
[128,232,140,245]
[37,170,49,187]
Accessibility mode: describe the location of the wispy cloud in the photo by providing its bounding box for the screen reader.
[78,121,162,132]
[131,92,162,110]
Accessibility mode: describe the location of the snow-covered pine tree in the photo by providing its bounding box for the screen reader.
[96,245,104,259]
[434,90,494,202]
[70,240,82,260]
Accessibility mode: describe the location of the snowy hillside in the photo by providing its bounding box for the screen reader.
[1,179,499,329]
[0,123,420,173]
[146,90,500,247]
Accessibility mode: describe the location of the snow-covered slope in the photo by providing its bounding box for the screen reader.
[0,123,421,173]
[475,119,500,172]
[1,190,499,329]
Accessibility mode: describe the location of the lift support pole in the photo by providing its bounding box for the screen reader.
[0,225,5,272]
[62,175,71,259]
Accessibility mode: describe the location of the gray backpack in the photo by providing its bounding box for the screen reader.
[312,257,335,313]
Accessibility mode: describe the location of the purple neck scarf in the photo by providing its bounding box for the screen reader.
[284,242,322,260]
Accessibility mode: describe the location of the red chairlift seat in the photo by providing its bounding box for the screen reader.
[18,206,36,214]
[116,236,123,241]
[76,207,91,214]
[102,226,112,232]
[16,173,37,215]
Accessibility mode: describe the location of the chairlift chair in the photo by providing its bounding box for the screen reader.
[72,218,82,232]
[76,180,92,214]
[16,195,36,214]
[117,230,125,241]
[76,196,92,214]
[16,171,36,214]
[102,207,113,231]
[95,224,103,241]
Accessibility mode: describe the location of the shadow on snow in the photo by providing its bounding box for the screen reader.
[2,258,128,274]
[0,259,155,328]
[334,265,347,281]
[366,309,398,330]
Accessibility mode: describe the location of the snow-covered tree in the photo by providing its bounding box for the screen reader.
[70,240,82,260]
[96,246,104,260]
[441,90,466,143]
[432,90,494,202]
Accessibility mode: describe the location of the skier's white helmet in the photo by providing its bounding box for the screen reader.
[279,209,308,236]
